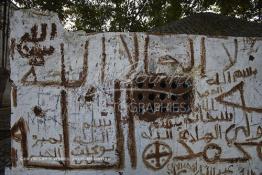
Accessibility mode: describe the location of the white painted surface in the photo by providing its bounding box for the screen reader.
[8,9,262,175]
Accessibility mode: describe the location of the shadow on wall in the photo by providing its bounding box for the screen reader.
[0,68,10,107]
[0,68,11,174]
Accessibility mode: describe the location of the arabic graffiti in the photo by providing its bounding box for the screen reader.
[10,10,262,175]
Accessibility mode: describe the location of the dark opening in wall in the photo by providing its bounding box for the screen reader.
[130,74,194,122]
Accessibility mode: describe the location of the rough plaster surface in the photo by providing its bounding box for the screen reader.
[7,9,262,175]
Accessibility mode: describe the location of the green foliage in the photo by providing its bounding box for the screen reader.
[14,0,72,20]
[13,0,261,32]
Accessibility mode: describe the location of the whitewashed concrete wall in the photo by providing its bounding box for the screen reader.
[7,9,262,175]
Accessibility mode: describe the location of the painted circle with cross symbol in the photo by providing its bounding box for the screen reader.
[142,141,172,170]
